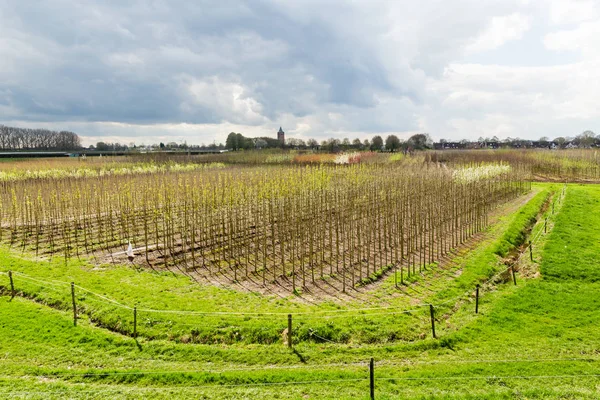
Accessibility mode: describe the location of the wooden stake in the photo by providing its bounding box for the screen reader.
[544,217,547,234]
[287,314,292,348]
[133,306,137,338]
[475,284,480,314]
[529,240,533,261]
[369,358,375,400]
[511,265,517,286]
[8,270,15,300]
[71,282,77,326]
[429,304,436,339]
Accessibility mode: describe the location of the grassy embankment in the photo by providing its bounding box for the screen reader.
[0,186,551,346]
[6,184,600,398]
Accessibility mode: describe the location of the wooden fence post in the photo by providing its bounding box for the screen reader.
[8,271,15,300]
[133,306,137,338]
[429,304,436,339]
[511,266,517,286]
[529,240,533,261]
[475,284,480,314]
[369,358,375,400]
[71,282,77,327]
[287,314,292,348]
[544,218,547,234]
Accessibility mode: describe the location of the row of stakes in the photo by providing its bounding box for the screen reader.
[4,230,547,400]
[3,193,561,399]
[6,257,525,344]
[7,202,555,343]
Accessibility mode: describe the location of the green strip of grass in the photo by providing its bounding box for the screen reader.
[492,187,551,258]
[428,186,554,308]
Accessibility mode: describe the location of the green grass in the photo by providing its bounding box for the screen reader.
[492,187,551,257]
[6,183,600,398]
[0,187,553,345]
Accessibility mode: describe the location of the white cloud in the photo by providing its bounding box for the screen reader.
[544,19,600,58]
[548,0,598,25]
[424,60,600,140]
[184,76,269,125]
[466,13,531,53]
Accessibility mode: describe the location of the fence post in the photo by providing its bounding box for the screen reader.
[8,271,15,300]
[544,218,547,234]
[287,314,292,348]
[71,282,77,327]
[429,304,436,339]
[475,284,480,314]
[511,266,517,286]
[133,306,137,338]
[529,240,533,261]
[369,358,375,400]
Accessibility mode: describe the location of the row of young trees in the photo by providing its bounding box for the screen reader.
[0,125,81,151]
[1,162,529,293]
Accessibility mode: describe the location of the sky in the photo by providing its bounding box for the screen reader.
[0,0,599,146]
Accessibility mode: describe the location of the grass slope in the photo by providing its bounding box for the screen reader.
[7,184,600,398]
[0,188,550,345]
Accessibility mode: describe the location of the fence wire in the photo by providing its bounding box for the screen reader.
[0,186,566,334]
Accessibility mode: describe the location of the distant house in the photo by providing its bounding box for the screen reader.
[433,142,467,150]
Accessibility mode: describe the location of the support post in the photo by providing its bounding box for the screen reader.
[369,358,375,400]
[287,314,292,348]
[511,265,517,286]
[429,304,436,339]
[71,282,77,326]
[475,284,480,314]
[529,240,533,261]
[133,306,137,338]
[544,218,547,234]
[8,270,15,300]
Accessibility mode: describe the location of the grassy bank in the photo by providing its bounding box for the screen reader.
[5,184,600,398]
[0,188,552,345]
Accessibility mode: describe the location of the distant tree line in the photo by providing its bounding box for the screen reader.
[225,131,434,152]
[0,125,81,151]
[92,141,228,152]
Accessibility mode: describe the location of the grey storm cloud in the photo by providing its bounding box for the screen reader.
[0,0,598,144]
[1,1,403,125]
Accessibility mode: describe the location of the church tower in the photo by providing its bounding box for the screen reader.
[277,127,285,146]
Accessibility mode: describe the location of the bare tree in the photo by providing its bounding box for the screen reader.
[0,125,81,151]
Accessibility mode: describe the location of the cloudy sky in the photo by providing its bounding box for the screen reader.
[0,0,598,146]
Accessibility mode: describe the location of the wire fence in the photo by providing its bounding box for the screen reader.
[1,185,590,397]
[0,185,566,346]
[2,360,599,398]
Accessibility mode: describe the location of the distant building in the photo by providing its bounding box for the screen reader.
[277,127,285,146]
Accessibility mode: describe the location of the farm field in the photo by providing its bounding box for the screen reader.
[1,151,600,398]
